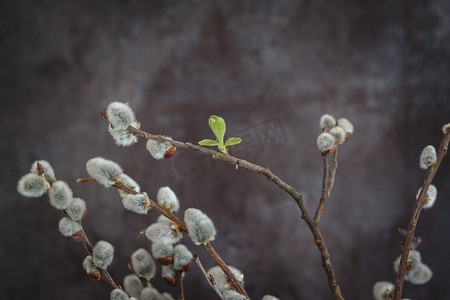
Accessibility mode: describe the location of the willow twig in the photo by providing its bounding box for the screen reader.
[393,131,450,300]
[126,124,344,299]
[175,270,185,300]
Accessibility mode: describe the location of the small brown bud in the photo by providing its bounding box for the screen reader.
[164,145,177,158]
[157,257,173,265]
[164,276,176,286]
[87,272,102,280]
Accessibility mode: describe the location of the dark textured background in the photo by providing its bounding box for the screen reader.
[1,1,450,299]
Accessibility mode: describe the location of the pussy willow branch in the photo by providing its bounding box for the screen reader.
[127,125,344,299]
[393,131,450,300]
[39,169,120,290]
[78,177,248,298]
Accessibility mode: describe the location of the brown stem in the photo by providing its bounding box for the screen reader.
[193,254,225,300]
[314,153,329,222]
[393,131,450,300]
[126,124,344,299]
[176,270,185,300]
[327,148,338,198]
[201,242,249,299]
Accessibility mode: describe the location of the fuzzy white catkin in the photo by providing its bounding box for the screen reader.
[30,160,55,183]
[329,126,346,144]
[319,114,336,131]
[66,197,86,221]
[337,118,354,134]
[407,263,433,285]
[416,184,438,209]
[131,248,156,280]
[86,157,123,187]
[106,102,137,129]
[393,250,422,277]
[48,180,73,209]
[83,256,100,276]
[442,123,450,134]
[372,281,394,300]
[140,287,163,300]
[161,265,176,279]
[123,274,144,299]
[161,292,175,300]
[184,208,217,245]
[146,137,173,160]
[108,122,140,147]
[58,217,82,237]
[122,193,151,215]
[173,244,193,271]
[157,187,180,212]
[17,173,47,198]
[93,240,114,269]
[419,145,437,170]
[118,173,140,198]
[151,243,174,259]
[145,222,182,245]
[110,288,129,300]
[261,296,280,300]
[223,290,246,300]
[207,266,244,293]
[316,132,336,152]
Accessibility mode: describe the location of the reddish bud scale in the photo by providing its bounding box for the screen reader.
[68,230,84,242]
[83,207,88,218]
[164,276,176,286]
[325,139,338,154]
[88,272,102,280]
[345,132,351,141]
[157,257,173,265]
[180,261,192,272]
[164,145,177,158]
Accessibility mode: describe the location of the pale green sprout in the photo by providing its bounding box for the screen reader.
[198,115,241,154]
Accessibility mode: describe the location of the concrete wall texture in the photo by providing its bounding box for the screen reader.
[1,1,450,299]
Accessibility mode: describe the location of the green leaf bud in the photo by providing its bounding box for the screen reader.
[184,208,217,245]
[224,137,241,147]
[173,244,193,271]
[419,145,437,170]
[198,139,220,146]
[157,187,180,212]
[209,115,226,144]
[48,180,73,209]
[92,240,114,269]
[122,193,151,215]
[66,197,87,221]
[131,248,156,280]
[17,173,47,198]
[110,288,129,300]
[86,157,123,187]
[30,160,55,183]
[123,274,144,299]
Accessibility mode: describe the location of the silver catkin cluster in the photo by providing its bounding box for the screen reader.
[223,290,246,300]
[317,114,354,153]
[92,240,114,269]
[110,288,130,300]
[146,137,173,160]
[118,173,141,198]
[122,193,151,215]
[419,145,437,170]
[82,256,101,279]
[86,157,123,187]
[184,208,217,245]
[48,180,73,210]
[145,216,182,245]
[151,243,174,262]
[131,248,156,280]
[17,173,48,198]
[393,250,433,285]
[207,266,244,293]
[261,296,280,300]
[106,102,140,146]
[416,184,438,209]
[157,186,180,212]
[30,160,55,183]
[173,244,193,271]
[123,274,144,299]
[66,197,87,221]
[372,281,394,300]
[58,216,82,238]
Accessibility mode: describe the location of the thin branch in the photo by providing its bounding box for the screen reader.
[327,147,339,198]
[194,254,225,300]
[393,131,450,300]
[126,124,345,299]
[314,153,329,222]
[175,270,185,300]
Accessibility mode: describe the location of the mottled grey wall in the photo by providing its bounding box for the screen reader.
[1,1,450,299]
